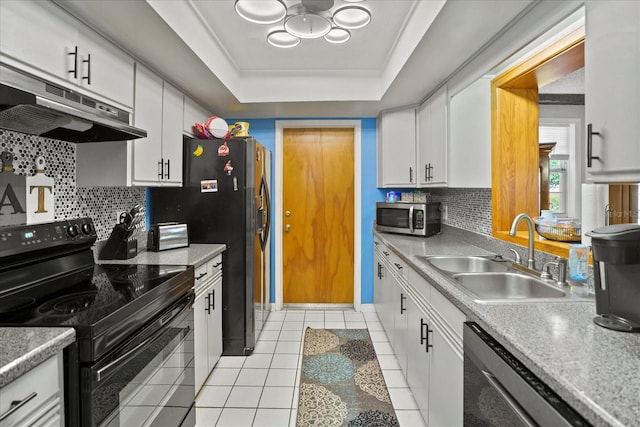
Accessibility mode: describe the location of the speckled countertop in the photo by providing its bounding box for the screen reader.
[375,229,640,427]
[0,327,75,388]
[94,243,227,266]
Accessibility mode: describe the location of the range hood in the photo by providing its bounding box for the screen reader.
[0,64,146,143]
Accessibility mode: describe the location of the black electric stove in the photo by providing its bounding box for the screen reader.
[0,218,195,427]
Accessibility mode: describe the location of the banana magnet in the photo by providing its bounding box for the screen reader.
[193,145,204,157]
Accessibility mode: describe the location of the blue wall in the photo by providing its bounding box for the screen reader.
[230,118,385,304]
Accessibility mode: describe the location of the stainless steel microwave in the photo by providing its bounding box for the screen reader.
[375,202,441,237]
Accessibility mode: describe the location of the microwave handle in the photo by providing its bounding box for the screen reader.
[409,206,414,233]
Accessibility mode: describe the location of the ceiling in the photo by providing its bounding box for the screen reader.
[55,0,546,118]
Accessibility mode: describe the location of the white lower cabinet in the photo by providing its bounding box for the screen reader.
[373,239,464,426]
[193,255,223,395]
[0,351,64,426]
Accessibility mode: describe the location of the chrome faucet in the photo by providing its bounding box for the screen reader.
[541,256,569,287]
[509,213,536,270]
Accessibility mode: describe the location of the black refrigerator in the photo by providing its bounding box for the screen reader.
[149,137,271,355]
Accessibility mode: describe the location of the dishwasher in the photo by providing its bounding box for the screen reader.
[463,322,591,426]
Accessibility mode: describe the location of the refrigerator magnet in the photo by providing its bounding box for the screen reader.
[193,144,204,157]
[218,142,230,157]
[200,180,218,193]
[224,160,234,175]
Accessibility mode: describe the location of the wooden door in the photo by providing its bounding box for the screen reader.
[283,128,354,304]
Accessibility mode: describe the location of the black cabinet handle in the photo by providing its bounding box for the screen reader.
[195,272,208,280]
[400,293,406,314]
[68,46,78,79]
[0,392,38,422]
[409,167,413,183]
[205,294,211,314]
[587,123,601,168]
[420,318,433,352]
[158,159,163,179]
[82,53,91,84]
[382,251,389,257]
[165,158,170,179]
[211,289,215,311]
[394,263,403,270]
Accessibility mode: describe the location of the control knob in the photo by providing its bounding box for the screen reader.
[66,224,79,237]
[81,223,93,235]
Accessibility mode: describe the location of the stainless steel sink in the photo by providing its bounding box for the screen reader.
[421,256,509,273]
[452,272,566,302]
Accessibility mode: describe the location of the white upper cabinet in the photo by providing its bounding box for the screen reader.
[377,108,417,187]
[0,0,134,108]
[183,96,211,137]
[417,85,448,187]
[132,65,183,187]
[585,0,640,182]
[448,77,492,188]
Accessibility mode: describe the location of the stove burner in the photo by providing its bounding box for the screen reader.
[37,291,109,316]
[0,297,37,314]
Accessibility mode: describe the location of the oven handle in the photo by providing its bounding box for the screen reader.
[482,370,536,427]
[409,206,414,233]
[92,293,193,384]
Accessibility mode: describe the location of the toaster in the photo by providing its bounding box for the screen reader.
[147,222,189,252]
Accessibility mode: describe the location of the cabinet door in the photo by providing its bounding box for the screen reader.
[77,25,135,108]
[193,292,208,393]
[209,279,224,370]
[374,251,384,316]
[160,82,184,186]
[132,65,163,184]
[184,96,211,136]
[392,288,408,375]
[406,297,430,424]
[585,0,640,182]
[417,86,448,186]
[428,323,463,427]
[0,0,78,85]
[448,78,492,188]
[378,108,417,187]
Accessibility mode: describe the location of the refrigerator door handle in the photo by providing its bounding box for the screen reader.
[259,175,271,251]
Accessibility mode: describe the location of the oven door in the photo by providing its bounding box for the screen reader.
[81,292,195,427]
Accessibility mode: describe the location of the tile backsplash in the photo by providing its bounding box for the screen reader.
[0,129,145,240]
[401,188,492,235]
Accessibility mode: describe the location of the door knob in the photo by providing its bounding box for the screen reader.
[285,224,291,232]
[285,210,291,217]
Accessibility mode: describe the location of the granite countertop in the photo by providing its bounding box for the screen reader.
[375,229,640,427]
[94,243,227,266]
[0,327,75,388]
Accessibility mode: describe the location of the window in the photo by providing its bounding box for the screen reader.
[539,123,576,218]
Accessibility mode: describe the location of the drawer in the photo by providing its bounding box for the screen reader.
[0,353,63,427]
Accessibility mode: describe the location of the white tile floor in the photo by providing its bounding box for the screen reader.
[194,309,426,427]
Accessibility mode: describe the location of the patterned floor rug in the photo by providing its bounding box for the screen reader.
[296,328,399,427]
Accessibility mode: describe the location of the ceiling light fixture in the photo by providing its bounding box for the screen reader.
[234,0,371,48]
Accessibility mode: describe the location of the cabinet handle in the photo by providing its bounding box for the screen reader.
[428,163,434,181]
[82,53,91,84]
[587,123,601,168]
[158,158,164,179]
[400,293,406,314]
[210,289,215,311]
[213,262,222,268]
[420,318,433,352]
[68,46,78,79]
[394,263,403,270]
[0,392,38,422]
[165,158,170,179]
[195,272,208,280]
[425,164,428,182]
[409,167,413,183]
[205,293,211,314]
[382,251,389,257]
